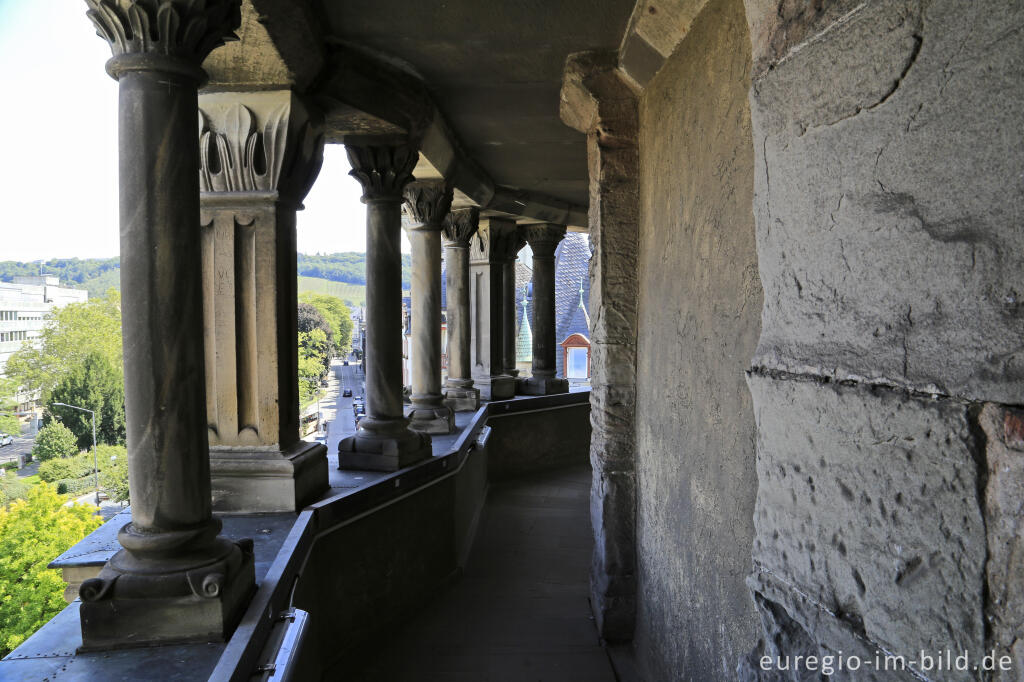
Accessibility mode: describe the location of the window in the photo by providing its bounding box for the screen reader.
[567,346,589,379]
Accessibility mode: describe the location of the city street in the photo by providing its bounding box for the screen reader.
[324,356,364,457]
[0,434,34,470]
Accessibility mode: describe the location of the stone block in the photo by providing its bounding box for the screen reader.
[748,0,1024,404]
[210,440,328,513]
[747,373,987,674]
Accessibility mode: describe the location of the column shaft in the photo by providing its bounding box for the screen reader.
[365,201,406,422]
[502,258,519,377]
[519,224,568,395]
[339,143,431,471]
[79,0,253,650]
[442,208,480,411]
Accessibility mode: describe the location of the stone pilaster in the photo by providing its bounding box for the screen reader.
[441,208,480,411]
[561,50,639,641]
[501,233,527,379]
[79,0,253,649]
[469,218,518,400]
[402,180,455,434]
[518,224,569,396]
[339,143,431,471]
[197,90,328,513]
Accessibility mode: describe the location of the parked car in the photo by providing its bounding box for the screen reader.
[0,434,13,447]
[342,389,353,397]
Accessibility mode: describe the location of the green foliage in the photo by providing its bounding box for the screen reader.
[31,422,78,462]
[0,478,30,508]
[0,462,17,472]
[295,252,411,289]
[299,292,353,356]
[0,414,18,437]
[99,445,129,503]
[54,477,97,496]
[0,484,102,655]
[4,291,122,402]
[298,328,331,403]
[48,352,126,449]
[38,456,88,484]
[297,276,367,308]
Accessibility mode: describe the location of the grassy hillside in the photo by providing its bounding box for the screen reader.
[297,276,410,308]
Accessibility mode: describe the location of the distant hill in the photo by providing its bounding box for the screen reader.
[297,276,411,308]
[0,253,412,297]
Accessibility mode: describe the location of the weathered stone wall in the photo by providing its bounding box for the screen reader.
[633,0,763,677]
[741,0,1024,678]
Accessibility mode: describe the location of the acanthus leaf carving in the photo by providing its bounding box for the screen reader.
[85,0,241,65]
[403,180,454,228]
[442,207,480,247]
[198,100,325,201]
[345,144,418,202]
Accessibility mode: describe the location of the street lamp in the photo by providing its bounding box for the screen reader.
[51,402,99,506]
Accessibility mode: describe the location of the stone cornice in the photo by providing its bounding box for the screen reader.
[521,224,567,257]
[85,0,241,76]
[198,93,324,203]
[442,208,480,248]
[403,181,453,231]
[345,143,418,203]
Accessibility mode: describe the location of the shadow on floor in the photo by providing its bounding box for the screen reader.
[346,463,616,682]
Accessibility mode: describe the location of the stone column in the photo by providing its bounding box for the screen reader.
[79,0,254,649]
[403,181,455,434]
[442,208,480,411]
[518,224,569,396]
[501,234,527,379]
[469,218,518,400]
[339,143,431,471]
[197,91,328,513]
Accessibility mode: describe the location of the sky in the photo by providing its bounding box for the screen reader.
[0,0,394,261]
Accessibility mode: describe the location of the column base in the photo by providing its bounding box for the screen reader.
[210,440,328,513]
[444,384,480,412]
[517,375,569,396]
[339,420,432,472]
[78,526,255,650]
[473,374,516,401]
[406,402,455,434]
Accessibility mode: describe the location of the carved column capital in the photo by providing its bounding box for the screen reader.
[345,143,418,203]
[403,180,453,231]
[198,91,325,205]
[492,226,527,263]
[442,207,480,248]
[521,223,566,258]
[85,0,241,80]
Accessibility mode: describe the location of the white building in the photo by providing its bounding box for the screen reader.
[0,276,88,377]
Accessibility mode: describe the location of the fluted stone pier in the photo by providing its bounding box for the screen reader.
[403,181,455,433]
[79,0,254,649]
[442,208,480,411]
[339,143,431,471]
[198,90,328,513]
[519,224,569,395]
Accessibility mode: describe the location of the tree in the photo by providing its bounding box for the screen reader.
[297,303,335,351]
[0,414,18,437]
[48,352,125,449]
[4,291,122,403]
[0,484,102,655]
[299,292,353,356]
[298,329,330,402]
[31,422,78,462]
[0,376,20,435]
[99,445,129,503]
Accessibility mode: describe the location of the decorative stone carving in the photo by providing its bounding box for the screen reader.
[86,0,240,78]
[197,91,328,513]
[346,144,418,202]
[404,180,454,226]
[443,208,481,411]
[442,207,480,248]
[79,0,252,650]
[198,97,323,203]
[519,224,568,396]
[340,142,431,471]
[402,181,455,433]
